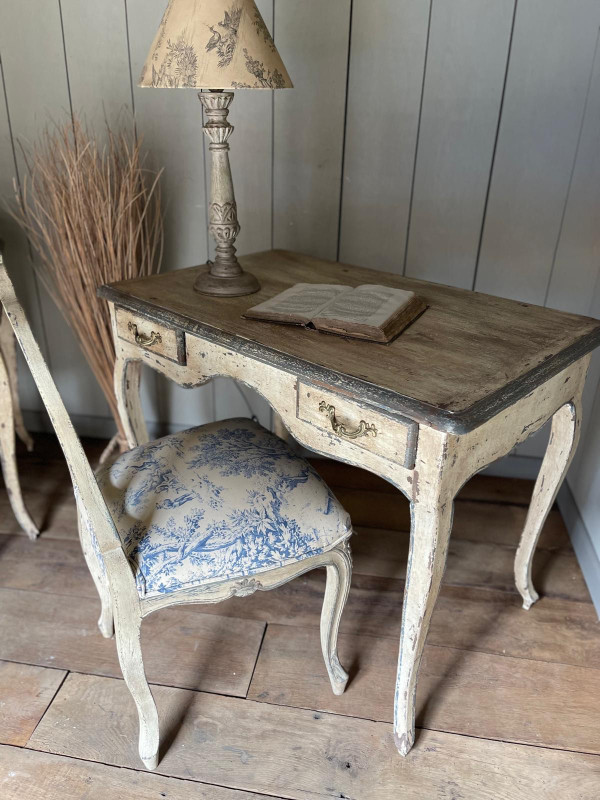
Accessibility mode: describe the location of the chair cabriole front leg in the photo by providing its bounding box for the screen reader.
[320,539,352,696]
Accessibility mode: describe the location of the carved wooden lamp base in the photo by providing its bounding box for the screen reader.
[194,91,260,297]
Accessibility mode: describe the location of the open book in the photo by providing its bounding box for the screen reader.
[244,283,427,343]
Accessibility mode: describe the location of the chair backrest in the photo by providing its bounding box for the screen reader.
[0,254,122,561]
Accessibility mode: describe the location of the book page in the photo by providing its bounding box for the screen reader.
[313,284,416,328]
[245,283,352,323]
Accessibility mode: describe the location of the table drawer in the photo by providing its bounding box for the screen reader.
[297,381,418,469]
[115,307,186,364]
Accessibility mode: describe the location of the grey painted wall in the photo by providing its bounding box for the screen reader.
[1,1,600,594]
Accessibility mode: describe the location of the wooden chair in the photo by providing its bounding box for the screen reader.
[0,262,353,770]
[0,245,37,538]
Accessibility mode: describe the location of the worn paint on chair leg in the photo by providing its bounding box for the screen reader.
[0,349,38,538]
[515,399,581,610]
[0,315,34,452]
[320,540,352,696]
[107,552,160,771]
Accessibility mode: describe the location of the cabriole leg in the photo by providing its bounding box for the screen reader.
[0,349,38,538]
[320,540,352,695]
[394,485,454,756]
[114,609,159,770]
[515,399,581,610]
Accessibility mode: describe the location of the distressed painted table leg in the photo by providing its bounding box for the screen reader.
[0,346,38,538]
[515,398,582,609]
[114,357,149,449]
[394,427,454,756]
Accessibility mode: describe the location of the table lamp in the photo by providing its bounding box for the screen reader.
[139,0,293,296]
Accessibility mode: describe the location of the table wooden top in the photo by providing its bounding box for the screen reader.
[99,249,600,433]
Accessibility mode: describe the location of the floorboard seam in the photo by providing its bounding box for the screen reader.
[25,669,70,746]
[10,743,291,799]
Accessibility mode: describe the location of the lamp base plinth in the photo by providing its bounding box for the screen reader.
[193,267,260,297]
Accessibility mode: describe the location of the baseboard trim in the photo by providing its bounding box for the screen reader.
[556,480,600,618]
[21,409,191,442]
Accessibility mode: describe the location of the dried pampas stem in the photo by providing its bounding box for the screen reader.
[12,116,163,450]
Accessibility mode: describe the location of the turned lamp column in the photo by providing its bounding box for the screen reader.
[193,91,260,297]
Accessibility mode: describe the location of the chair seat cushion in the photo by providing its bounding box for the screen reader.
[96,419,351,598]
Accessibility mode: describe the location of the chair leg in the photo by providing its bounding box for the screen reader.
[320,540,352,696]
[515,399,581,609]
[1,322,34,452]
[0,352,38,539]
[77,508,114,638]
[114,610,160,770]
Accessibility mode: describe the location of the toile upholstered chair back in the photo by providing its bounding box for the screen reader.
[0,262,353,772]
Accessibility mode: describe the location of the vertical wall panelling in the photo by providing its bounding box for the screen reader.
[212,0,273,427]
[0,54,46,411]
[0,0,86,425]
[475,0,600,303]
[61,0,160,431]
[273,0,351,260]
[126,0,214,430]
[61,0,133,129]
[338,0,430,273]
[545,30,600,316]
[404,0,515,288]
[545,33,600,480]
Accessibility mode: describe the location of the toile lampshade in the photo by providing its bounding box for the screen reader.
[138,0,292,296]
[139,0,293,90]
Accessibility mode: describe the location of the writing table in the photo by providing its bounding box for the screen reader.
[99,249,600,756]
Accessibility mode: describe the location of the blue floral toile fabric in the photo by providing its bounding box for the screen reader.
[95,419,352,598]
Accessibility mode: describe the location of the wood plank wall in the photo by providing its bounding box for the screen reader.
[1,1,600,562]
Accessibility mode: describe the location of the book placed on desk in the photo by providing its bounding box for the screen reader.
[243,283,427,343]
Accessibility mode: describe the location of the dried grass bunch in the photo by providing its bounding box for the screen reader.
[13,115,163,455]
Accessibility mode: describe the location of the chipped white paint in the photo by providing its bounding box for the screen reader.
[0,266,353,771]
[109,301,592,757]
[0,260,37,538]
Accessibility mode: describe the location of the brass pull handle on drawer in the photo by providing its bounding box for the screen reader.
[319,401,377,440]
[128,322,162,348]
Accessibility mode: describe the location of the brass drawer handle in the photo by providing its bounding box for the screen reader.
[319,401,377,440]
[128,321,162,348]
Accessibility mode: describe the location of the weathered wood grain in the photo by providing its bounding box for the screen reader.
[0,588,264,696]
[0,745,279,800]
[0,538,596,671]
[0,660,65,746]
[352,526,590,602]
[99,249,600,431]
[28,672,600,800]
[248,624,600,754]
[331,488,570,549]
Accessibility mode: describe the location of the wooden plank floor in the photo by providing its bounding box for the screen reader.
[1,435,599,799]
